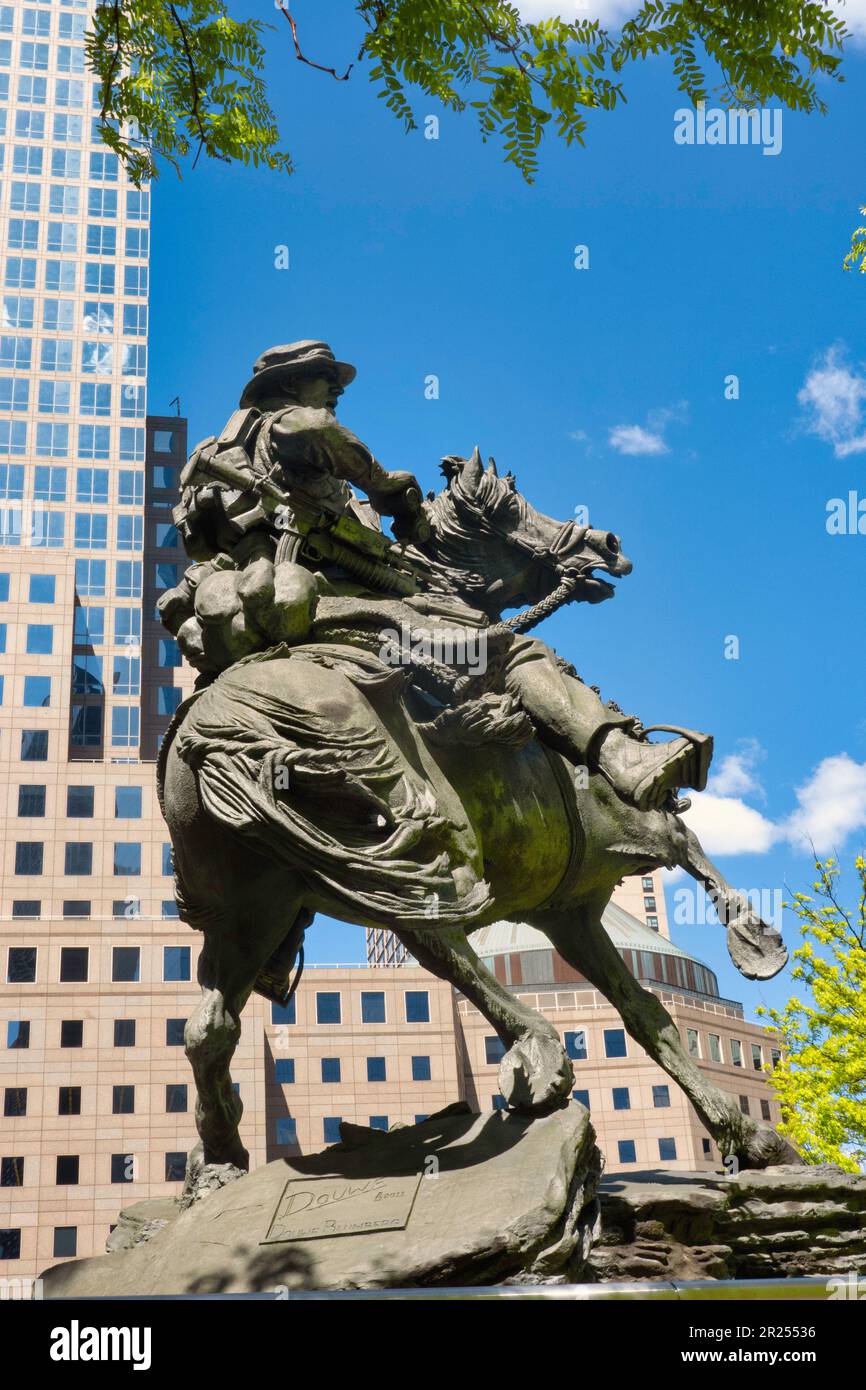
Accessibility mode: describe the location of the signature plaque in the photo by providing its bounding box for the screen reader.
[261,1173,423,1243]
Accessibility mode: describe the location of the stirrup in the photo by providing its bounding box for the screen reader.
[639,725,712,792]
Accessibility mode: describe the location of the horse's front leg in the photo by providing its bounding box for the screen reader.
[676,825,787,980]
[536,904,801,1169]
[398,925,574,1112]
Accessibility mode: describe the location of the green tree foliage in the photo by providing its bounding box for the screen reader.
[843,210,866,273]
[87,1,848,183]
[88,3,860,262]
[758,858,866,1172]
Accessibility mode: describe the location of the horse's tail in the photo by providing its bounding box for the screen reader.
[170,648,492,932]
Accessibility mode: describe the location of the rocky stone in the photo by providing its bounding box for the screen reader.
[41,1104,602,1296]
[105,1198,180,1254]
[588,1164,866,1282]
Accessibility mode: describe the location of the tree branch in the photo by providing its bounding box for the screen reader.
[100,0,125,121]
[277,4,353,81]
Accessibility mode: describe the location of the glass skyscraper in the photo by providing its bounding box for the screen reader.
[0,0,194,1276]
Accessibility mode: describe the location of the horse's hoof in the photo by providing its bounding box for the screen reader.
[498,1033,574,1113]
[727,1119,804,1170]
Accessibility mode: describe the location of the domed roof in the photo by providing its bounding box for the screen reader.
[471,902,711,972]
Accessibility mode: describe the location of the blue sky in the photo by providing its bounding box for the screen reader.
[148,6,866,1014]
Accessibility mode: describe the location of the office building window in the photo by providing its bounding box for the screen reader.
[25,622,52,654]
[751,1043,763,1071]
[64,842,93,875]
[617,1140,636,1164]
[272,999,296,1025]
[708,1033,722,1064]
[0,1230,21,1260]
[28,574,55,604]
[14,840,43,875]
[166,1019,186,1046]
[114,1019,135,1048]
[405,991,430,1023]
[686,1028,701,1059]
[360,990,386,1023]
[0,1158,23,1187]
[652,1084,671,1108]
[321,1057,341,1084]
[702,1137,712,1157]
[485,1035,506,1065]
[367,1057,386,1082]
[564,1030,587,1061]
[111,707,139,747]
[323,1117,342,1144]
[7,1022,30,1049]
[612,1087,631,1111]
[17,785,46,816]
[111,1154,136,1184]
[59,948,88,983]
[114,786,142,819]
[111,1086,134,1116]
[275,1118,297,1146]
[11,901,40,919]
[163,946,190,982]
[572,1089,590,1109]
[658,1137,677,1161]
[760,1098,771,1121]
[58,1087,81,1116]
[730,1039,743,1067]
[112,947,140,983]
[4,1089,27,1118]
[66,786,94,818]
[56,1156,79,1186]
[411,1055,431,1081]
[316,992,341,1025]
[62,901,90,919]
[274,1060,295,1085]
[113,842,141,876]
[739,1095,750,1115]
[60,1020,83,1048]
[53,1228,77,1258]
[165,1153,186,1182]
[166,1084,188,1113]
[604,1028,627,1059]
[369,1116,388,1131]
[7,948,36,983]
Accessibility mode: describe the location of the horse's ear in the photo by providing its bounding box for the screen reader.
[504,469,517,491]
[440,455,461,482]
[486,456,498,477]
[462,446,483,492]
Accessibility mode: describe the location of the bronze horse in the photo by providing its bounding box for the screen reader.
[160,453,797,1185]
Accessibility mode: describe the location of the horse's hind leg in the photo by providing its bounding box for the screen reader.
[182,863,306,1180]
[536,905,800,1169]
[400,925,574,1111]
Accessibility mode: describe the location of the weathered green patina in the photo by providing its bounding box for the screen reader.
[157,342,797,1190]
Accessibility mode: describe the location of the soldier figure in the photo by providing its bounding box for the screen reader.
[160,340,711,812]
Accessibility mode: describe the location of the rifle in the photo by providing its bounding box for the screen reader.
[175,427,437,598]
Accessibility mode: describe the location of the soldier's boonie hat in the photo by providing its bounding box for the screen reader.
[239,340,356,406]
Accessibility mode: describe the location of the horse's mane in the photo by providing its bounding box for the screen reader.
[418,451,522,607]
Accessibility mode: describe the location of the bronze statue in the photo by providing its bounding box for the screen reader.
[157,340,798,1187]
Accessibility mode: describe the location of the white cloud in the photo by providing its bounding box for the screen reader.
[783,754,866,854]
[682,749,866,859]
[517,1,636,24]
[797,346,866,458]
[707,738,765,800]
[518,0,866,41]
[608,423,668,456]
[683,793,778,856]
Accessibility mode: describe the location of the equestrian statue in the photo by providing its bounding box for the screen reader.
[156,339,798,1188]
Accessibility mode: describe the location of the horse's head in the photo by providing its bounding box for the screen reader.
[419,448,633,618]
